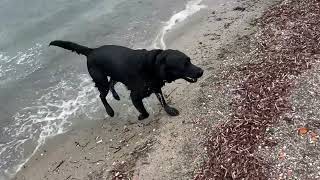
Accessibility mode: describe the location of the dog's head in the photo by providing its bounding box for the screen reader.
[155,49,203,83]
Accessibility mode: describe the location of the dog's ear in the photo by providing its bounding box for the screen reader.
[155,51,167,65]
[155,51,168,79]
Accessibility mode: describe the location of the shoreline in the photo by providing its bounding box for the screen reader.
[152,0,207,49]
[9,1,209,179]
[0,1,201,179]
[13,0,281,179]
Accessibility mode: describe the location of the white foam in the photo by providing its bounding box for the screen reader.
[0,73,102,177]
[152,0,206,49]
[0,43,43,85]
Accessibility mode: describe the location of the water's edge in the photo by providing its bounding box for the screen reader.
[4,0,206,179]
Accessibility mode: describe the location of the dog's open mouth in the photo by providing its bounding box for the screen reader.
[183,77,198,83]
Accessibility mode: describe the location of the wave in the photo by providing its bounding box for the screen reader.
[0,73,102,178]
[152,0,206,49]
[0,44,43,85]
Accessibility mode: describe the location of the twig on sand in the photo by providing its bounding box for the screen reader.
[89,159,104,164]
[75,141,90,149]
[168,87,178,97]
[53,160,65,172]
[110,134,137,154]
[110,146,122,153]
[121,134,136,145]
[165,87,178,104]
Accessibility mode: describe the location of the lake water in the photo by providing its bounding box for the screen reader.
[0,0,206,179]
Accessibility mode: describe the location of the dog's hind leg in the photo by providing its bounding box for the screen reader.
[155,90,179,116]
[98,85,115,117]
[109,79,120,100]
[130,91,149,120]
[88,68,115,117]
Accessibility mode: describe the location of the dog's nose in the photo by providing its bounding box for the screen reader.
[197,69,203,77]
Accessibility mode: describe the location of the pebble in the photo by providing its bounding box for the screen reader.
[233,6,246,11]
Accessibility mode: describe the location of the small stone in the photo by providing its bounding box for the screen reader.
[233,6,246,11]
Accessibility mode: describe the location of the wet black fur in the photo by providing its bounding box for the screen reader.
[49,40,203,120]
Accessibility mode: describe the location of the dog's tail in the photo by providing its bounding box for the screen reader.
[49,40,93,56]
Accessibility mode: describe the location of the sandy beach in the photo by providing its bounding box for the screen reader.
[12,0,320,179]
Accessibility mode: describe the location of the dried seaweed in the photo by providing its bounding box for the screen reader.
[195,0,320,179]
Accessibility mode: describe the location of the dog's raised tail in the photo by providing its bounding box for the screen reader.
[49,40,93,56]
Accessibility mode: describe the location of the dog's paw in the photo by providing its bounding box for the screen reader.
[138,113,149,120]
[106,108,115,117]
[165,106,179,116]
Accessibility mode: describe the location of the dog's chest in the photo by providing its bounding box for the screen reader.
[141,81,164,96]
[127,78,164,96]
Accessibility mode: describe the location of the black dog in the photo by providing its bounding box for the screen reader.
[49,40,203,120]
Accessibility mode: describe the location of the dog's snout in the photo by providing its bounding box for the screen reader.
[197,69,204,77]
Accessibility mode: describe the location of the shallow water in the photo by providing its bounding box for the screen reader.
[0,0,206,178]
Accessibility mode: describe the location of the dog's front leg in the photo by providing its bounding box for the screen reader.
[130,92,149,120]
[155,90,179,116]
